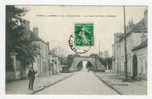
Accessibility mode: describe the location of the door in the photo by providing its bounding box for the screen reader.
[132,55,138,78]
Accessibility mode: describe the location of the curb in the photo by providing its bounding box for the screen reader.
[31,73,74,94]
[93,72,122,95]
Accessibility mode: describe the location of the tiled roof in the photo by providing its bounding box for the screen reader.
[132,39,147,51]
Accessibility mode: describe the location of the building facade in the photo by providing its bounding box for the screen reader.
[112,10,147,79]
[132,36,147,79]
[32,27,50,76]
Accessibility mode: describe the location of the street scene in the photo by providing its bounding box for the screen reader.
[6,5,147,95]
[36,66,117,95]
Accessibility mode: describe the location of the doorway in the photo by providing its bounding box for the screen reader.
[132,54,138,78]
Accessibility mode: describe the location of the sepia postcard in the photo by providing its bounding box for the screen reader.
[5,5,147,95]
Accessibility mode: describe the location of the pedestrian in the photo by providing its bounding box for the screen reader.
[28,66,37,90]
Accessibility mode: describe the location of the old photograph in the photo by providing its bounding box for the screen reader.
[5,5,147,95]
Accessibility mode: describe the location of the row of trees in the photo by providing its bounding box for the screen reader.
[65,54,80,69]
[6,6,39,71]
[89,53,112,69]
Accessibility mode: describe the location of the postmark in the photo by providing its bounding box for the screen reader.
[68,34,91,54]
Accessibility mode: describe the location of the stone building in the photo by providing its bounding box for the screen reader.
[32,27,50,76]
[6,21,51,81]
[132,39,147,79]
[112,10,147,79]
[112,32,124,73]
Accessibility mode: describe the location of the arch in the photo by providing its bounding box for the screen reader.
[132,54,138,78]
[77,61,83,70]
[69,56,105,71]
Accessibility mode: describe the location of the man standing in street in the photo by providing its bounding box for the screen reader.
[28,66,37,90]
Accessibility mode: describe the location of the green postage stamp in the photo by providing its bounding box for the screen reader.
[74,23,94,46]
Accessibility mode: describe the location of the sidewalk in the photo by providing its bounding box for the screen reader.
[6,73,73,94]
[95,72,147,95]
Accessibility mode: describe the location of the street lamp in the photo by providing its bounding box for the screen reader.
[123,6,128,81]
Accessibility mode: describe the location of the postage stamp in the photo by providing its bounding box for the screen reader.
[74,23,94,46]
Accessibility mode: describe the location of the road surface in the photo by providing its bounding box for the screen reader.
[36,67,118,95]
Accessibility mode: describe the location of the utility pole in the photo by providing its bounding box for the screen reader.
[99,40,100,57]
[123,6,128,80]
[104,51,109,71]
[95,55,97,71]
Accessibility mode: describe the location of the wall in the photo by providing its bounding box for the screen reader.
[134,47,147,79]
[32,41,49,76]
[113,32,146,77]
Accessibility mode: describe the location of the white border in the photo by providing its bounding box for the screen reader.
[0,0,152,99]
[2,0,152,5]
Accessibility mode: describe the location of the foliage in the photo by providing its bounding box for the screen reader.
[65,54,80,69]
[89,53,112,69]
[49,48,57,56]
[66,54,74,67]
[6,6,27,49]
[104,57,112,69]
[6,5,39,71]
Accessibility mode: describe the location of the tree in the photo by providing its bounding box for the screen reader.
[6,5,26,71]
[67,54,74,68]
[6,6,27,49]
[106,57,112,69]
[6,5,39,71]
[90,53,110,68]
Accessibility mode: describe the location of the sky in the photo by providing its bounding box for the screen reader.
[17,5,147,57]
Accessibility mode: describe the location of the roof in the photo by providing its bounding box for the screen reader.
[119,18,147,42]
[132,39,147,51]
[132,19,147,33]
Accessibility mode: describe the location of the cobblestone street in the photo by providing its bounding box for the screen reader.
[36,69,118,95]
